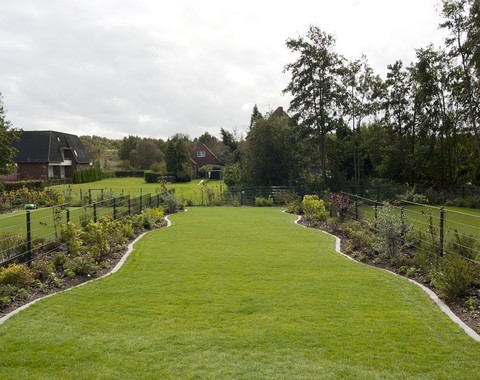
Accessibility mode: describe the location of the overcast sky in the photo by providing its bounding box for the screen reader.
[0,0,447,140]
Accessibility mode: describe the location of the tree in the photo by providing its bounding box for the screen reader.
[343,56,382,191]
[175,139,192,182]
[165,139,177,174]
[135,139,164,170]
[440,0,480,159]
[283,26,346,183]
[242,113,303,185]
[249,104,263,129]
[118,135,140,161]
[0,94,20,175]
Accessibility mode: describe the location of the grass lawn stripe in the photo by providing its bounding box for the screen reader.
[0,207,479,379]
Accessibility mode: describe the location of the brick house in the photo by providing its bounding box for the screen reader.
[190,142,218,178]
[8,130,92,181]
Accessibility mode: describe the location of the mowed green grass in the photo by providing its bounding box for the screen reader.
[49,177,224,204]
[0,208,479,379]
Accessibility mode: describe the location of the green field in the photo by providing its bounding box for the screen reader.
[49,177,225,205]
[0,207,479,379]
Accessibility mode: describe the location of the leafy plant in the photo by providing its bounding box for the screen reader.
[431,254,478,300]
[331,193,350,222]
[0,263,34,288]
[302,195,327,221]
[255,196,273,207]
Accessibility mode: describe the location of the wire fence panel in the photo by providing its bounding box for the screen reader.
[0,193,163,267]
[340,193,480,263]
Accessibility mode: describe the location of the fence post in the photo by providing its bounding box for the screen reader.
[355,200,359,221]
[149,194,152,208]
[156,193,160,208]
[140,194,143,212]
[400,206,405,244]
[89,189,92,204]
[66,209,70,223]
[440,207,445,255]
[26,211,32,262]
[93,202,97,223]
[113,197,117,220]
[374,205,378,231]
[128,197,131,216]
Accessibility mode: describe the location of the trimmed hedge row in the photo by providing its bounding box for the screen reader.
[73,168,102,184]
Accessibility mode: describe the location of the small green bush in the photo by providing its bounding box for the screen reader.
[302,195,327,221]
[30,258,56,282]
[0,264,34,288]
[431,254,478,300]
[255,196,273,207]
[144,172,163,183]
[63,256,99,278]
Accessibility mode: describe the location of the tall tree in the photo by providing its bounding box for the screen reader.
[441,0,480,159]
[165,140,177,174]
[0,94,20,175]
[242,114,302,185]
[343,56,382,191]
[175,139,192,182]
[249,104,263,129]
[283,26,346,183]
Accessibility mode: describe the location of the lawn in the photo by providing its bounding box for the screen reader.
[0,207,479,379]
[48,177,225,205]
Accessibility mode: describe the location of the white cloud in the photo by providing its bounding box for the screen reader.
[0,0,446,140]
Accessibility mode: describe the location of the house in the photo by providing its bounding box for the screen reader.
[190,142,218,178]
[8,130,92,181]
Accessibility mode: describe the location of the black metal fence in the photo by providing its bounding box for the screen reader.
[0,192,165,267]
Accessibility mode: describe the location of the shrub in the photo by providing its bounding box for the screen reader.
[447,230,478,260]
[343,220,375,256]
[255,196,273,207]
[30,258,56,282]
[331,193,350,222]
[0,264,34,288]
[431,254,478,300]
[63,256,99,278]
[160,192,183,214]
[302,195,327,221]
[374,202,411,263]
[144,172,163,183]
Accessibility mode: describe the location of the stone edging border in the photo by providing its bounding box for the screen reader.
[292,213,480,343]
[0,215,172,326]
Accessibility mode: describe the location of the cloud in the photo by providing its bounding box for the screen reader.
[0,0,446,140]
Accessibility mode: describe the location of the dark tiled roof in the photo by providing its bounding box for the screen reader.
[13,130,91,164]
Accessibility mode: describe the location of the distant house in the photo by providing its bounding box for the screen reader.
[190,142,218,178]
[8,130,92,181]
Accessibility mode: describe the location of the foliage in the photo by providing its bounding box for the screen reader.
[447,229,478,260]
[0,187,60,211]
[374,202,411,263]
[254,196,273,207]
[63,256,98,278]
[72,168,103,184]
[283,26,345,183]
[277,190,303,214]
[242,114,304,185]
[431,253,479,300]
[144,171,163,183]
[331,193,351,222]
[302,195,327,221]
[0,93,20,175]
[0,263,34,288]
[223,164,241,187]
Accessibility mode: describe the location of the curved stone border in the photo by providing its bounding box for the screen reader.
[0,215,172,326]
[293,214,480,343]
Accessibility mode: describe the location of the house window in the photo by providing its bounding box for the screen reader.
[197,151,206,158]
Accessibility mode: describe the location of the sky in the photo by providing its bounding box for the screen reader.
[0,0,448,140]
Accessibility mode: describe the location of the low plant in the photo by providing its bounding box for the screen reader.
[0,263,34,288]
[63,256,99,278]
[331,193,350,222]
[302,195,327,221]
[255,196,273,207]
[431,253,478,300]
